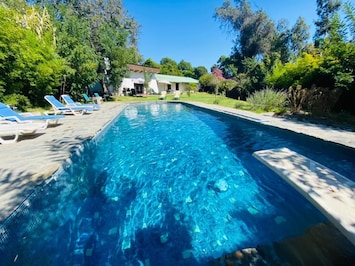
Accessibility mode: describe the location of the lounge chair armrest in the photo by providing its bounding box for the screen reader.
[0,119,18,125]
[1,115,22,123]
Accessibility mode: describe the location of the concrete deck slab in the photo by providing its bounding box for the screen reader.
[253,147,355,246]
[0,102,127,221]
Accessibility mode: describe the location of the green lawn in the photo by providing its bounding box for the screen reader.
[113,92,252,110]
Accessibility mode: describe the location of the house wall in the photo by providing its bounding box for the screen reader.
[119,71,199,95]
[158,83,187,94]
[119,72,144,96]
[119,71,193,95]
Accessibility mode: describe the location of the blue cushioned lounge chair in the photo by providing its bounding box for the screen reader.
[44,95,93,115]
[82,93,93,103]
[0,102,64,126]
[61,94,100,111]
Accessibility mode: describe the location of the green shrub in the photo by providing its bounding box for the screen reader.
[3,94,31,111]
[288,85,342,114]
[185,83,197,96]
[288,85,308,113]
[246,88,287,113]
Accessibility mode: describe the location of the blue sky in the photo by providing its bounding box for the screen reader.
[123,0,317,70]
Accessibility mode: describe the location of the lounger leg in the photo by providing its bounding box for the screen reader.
[0,132,19,144]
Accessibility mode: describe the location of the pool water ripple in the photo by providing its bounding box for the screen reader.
[91,103,326,264]
[1,102,354,265]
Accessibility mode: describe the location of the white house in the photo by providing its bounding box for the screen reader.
[119,64,199,96]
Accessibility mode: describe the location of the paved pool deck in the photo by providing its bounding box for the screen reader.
[0,101,354,247]
[0,102,127,221]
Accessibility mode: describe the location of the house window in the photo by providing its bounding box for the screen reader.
[134,84,144,94]
[176,83,179,91]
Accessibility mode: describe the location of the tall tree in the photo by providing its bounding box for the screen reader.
[271,19,291,63]
[216,55,238,79]
[143,58,160,68]
[290,17,310,56]
[55,5,98,97]
[0,5,65,106]
[314,0,342,42]
[178,60,194,78]
[33,0,140,94]
[343,1,355,42]
[72,0,140,93]
[159,58,182,76]
[215,0,276,59]
[193,66,208,80]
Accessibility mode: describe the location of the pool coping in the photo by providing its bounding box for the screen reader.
[253,147,355,246]
[181,101,355,149]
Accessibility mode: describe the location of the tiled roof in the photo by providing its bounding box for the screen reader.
[127,64,160,73]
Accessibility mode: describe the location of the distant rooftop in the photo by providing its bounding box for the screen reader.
[155,74,199,84]
[127,64,160,74]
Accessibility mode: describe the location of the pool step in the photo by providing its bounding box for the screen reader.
[252,147,355,246]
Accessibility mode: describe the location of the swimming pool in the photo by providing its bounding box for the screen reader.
[1,102,354,265]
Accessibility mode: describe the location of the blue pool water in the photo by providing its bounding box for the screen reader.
[1,102,354,265]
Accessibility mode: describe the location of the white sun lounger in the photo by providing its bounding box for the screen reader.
[159,91,167,100]
[0,120,46,144]
[173,90,181,100]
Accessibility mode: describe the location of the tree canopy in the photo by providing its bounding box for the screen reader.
[215,0,276,59]
[0,0,140,107]
[0,4,65,106]
[215,0,355,114]
[1,0,354,115]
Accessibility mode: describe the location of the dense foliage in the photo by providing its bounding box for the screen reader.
[0,5,65,107]
[215,0,355,115]
[0,0,140,108]
[1,0,354,117]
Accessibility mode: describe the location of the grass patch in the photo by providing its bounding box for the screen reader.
[112,92,251,110]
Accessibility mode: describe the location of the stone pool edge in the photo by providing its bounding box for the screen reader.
[181,101,355,149]
[253,147,355,246]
